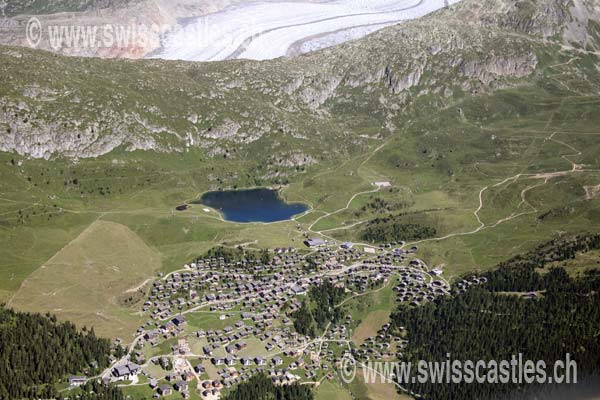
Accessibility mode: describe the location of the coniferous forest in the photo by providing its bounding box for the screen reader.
[390,234,600,400]
[223,374,313,400]
[361,215,437,243]
[0,306,113,399]
[66,381,125,400]
[292,280,345,337]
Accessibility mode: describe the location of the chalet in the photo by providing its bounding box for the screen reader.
[174,381,188,392]
[172,315,187,326]
[144,330,161,341]
[194,364,206,374]
[161,321,176,332]
[255,357,267,366]
[203,346,213,356]
[158,385,173,396]
[241,357,252,366]
[225,355,237,366]
[212,357,225,366]
[290,284,306,295]
[272,356,283,366]
[341,242,354,250]
[175,205,189,211]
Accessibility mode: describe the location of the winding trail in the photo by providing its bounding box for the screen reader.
[402,131,596,249]
[305,138,393,239]
[308,185,381,234]
[305,125,598,251]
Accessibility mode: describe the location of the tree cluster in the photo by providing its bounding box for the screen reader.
[361,215,436,243]
[223,374,313,400]
[389,234,600,400]
[66,381,125,400]
[483,233,600,292]
[201,246,271,264]
[0,306,113,399]
[292,280,345,337]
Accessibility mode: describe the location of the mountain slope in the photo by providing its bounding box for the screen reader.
[2,0,598,162]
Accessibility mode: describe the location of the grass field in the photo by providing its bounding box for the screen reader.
[8,220,161,338]
[316,379,353,400]
[357,369,413,400]
[353,311,391,346]
[348,276,397,342]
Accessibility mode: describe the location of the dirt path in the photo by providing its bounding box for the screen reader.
[125,278,153,294]
[308,186,381,233]
[402,130,596,248]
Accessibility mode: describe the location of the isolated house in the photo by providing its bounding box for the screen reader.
[158,384,173,396]
[67,376,86,387]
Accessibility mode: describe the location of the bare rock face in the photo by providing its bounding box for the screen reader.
[298,76,343,109]
[0,117,161,160]
[459,52,538,84]
[383,64,424,94]
[271,152,316,168]
[202,120,241,140]
[563,0,600,51]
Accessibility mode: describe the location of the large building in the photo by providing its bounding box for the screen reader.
[111,363,141,381]
[305,238,326,247]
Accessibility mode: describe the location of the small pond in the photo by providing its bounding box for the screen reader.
[196,188,308,223]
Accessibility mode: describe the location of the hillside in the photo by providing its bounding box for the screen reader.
[2,0,599,160]
[0,0,599,338]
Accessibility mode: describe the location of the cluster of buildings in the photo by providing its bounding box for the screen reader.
[118,240,451,398]
[355,323,407,361]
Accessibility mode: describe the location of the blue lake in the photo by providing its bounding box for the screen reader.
[197,188,308,223]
